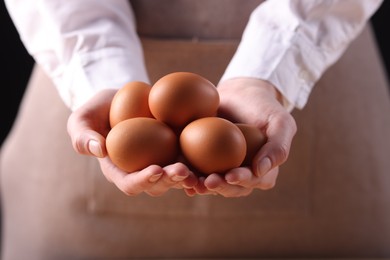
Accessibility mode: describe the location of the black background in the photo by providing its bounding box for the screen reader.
[1,1,389,145]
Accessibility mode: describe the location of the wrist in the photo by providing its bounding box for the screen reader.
[218,77,286,108]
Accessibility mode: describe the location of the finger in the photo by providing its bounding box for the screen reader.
[257,167,279,190]
[254,112,297,177]
[164,163,197,188]
[224,166,279,191]
[192,176,217,195]
[204,173,253,197]
[99,157,164,196]
[224,167,254,187]
[145,163,196,196]
[184,188,197,197]
[119,166,164,196]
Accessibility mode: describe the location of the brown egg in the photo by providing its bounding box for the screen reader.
[180,117,246,175]
[109,81,153,128]
[149,72,219,128]
[236,123,267,167]
[106,117,178,172]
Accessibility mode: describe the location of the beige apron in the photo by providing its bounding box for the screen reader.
[1,1,390,259]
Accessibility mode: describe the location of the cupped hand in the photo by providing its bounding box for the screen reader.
[67,89,197,196]
[187,77,297,197]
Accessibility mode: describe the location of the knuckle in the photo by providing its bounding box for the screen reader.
[278,110,297,133]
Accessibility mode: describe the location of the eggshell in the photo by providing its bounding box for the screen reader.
[149,72,219,128]
[180,117,246,175]
[109,81,153,128]
[235,123,267,166]
[106,117,178,172]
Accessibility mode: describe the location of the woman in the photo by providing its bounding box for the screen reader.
[1,0,389,258]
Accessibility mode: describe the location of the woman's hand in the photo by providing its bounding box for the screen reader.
[66,89,197,197]
[187,77,297,197]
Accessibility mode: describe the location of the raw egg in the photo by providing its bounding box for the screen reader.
[106,117,178,172]
[148,72,219,128]
[109,81,153,128]
[180,117,246,175]
[235,123,267,166]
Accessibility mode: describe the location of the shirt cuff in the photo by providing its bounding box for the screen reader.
[220,0,375,112]
[52,47,149,111]
[220,5,320,112]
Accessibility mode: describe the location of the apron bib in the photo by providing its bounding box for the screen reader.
[1,1,390,258]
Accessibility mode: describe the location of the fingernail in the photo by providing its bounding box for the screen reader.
[257,157,271,177]
[88,140,103,157]
[171,175,187,182]
[149,172,163,183]
[185,188,196,197]
[227,179,240,185]
[183,183,193,189]
[207,184,220,191]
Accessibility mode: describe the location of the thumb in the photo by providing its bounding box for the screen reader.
[67,112,108,158]
[66,89,115,158]
[70,128,106,158]
[254,112,297,177]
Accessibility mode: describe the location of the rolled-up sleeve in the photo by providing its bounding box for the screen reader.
[5,0,149,111]
[220,0,383,111]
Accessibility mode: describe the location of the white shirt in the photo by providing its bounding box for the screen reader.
[5,0,383,112]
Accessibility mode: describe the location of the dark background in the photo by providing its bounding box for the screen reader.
[1,1,389,146]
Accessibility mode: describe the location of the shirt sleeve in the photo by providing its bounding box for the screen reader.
[4,0,149,111]
[220,0,384,112]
